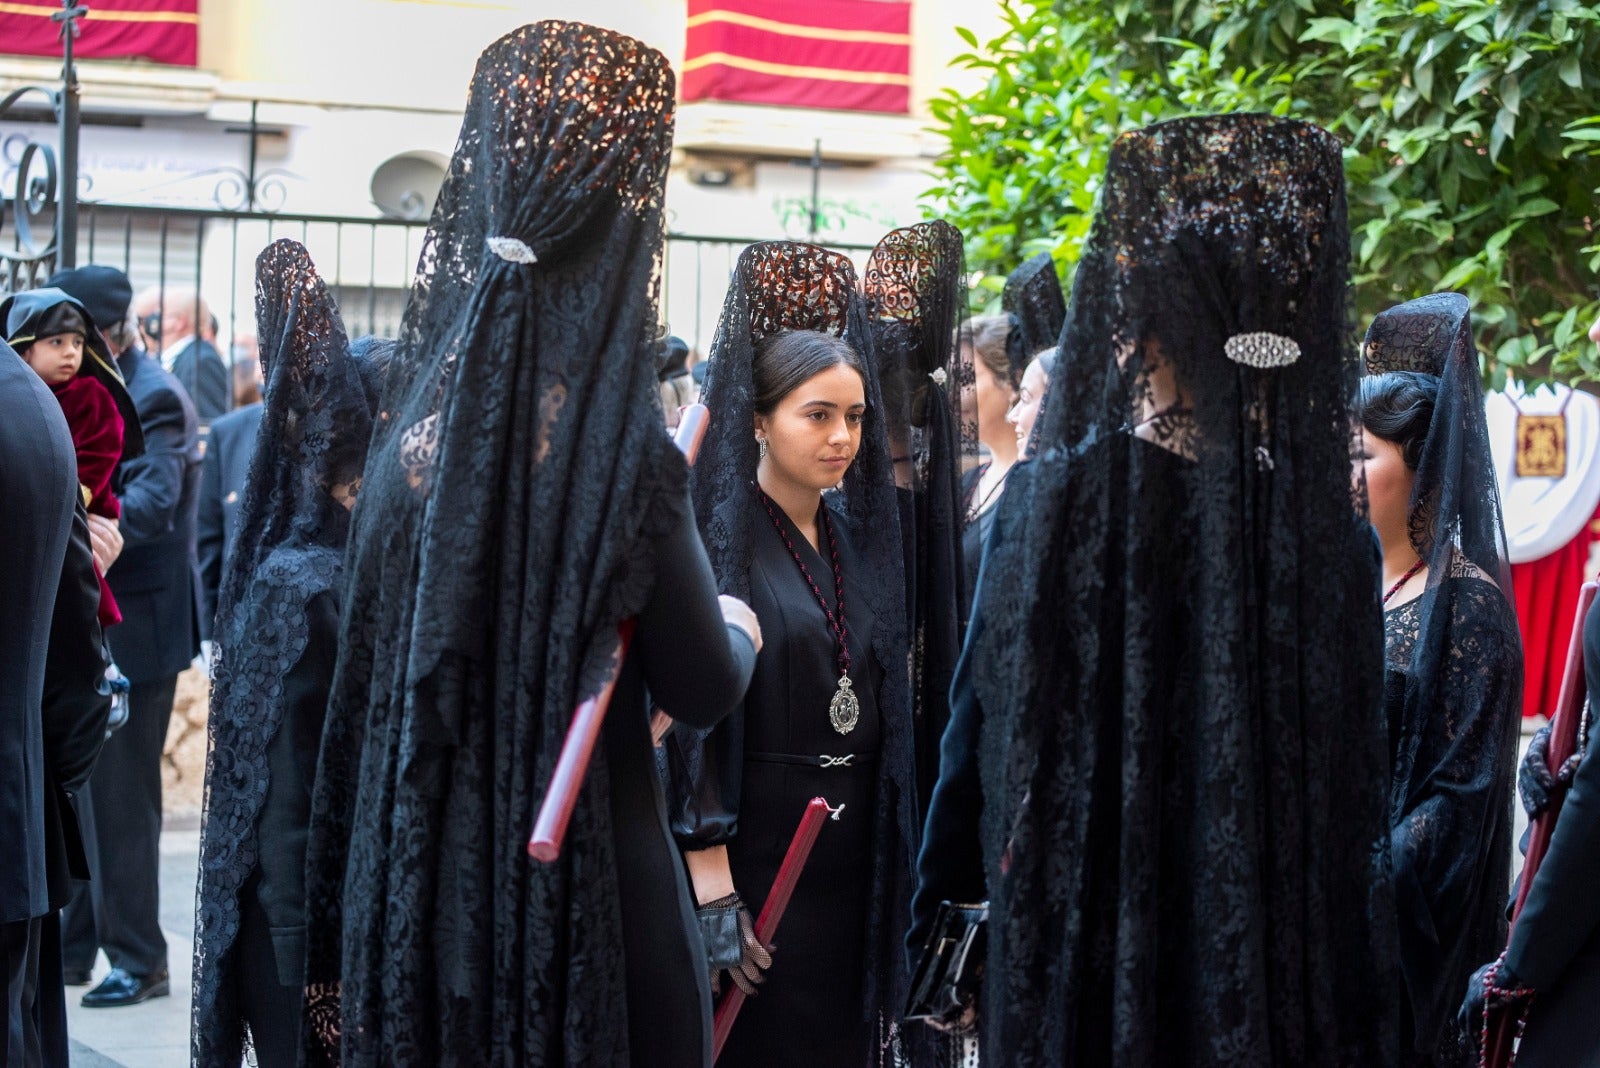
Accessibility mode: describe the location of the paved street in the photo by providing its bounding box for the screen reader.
[67,823,198,1068]
[62,730,1539,1066]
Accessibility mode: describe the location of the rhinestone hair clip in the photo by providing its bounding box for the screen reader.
[487,236,538,264]
[1224,332,1301,369]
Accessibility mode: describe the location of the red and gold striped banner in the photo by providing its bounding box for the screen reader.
[683,0,911,114]
[0,0,198,67]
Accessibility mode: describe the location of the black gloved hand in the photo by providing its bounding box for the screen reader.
[1520,724,1582,822]
[1458,957,1532,1042]
[1520,726,1558,820]
[697,892,772,996]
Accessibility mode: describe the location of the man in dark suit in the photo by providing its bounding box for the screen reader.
[52,266,202,1008]
[133,285,229,424]
[196,399,263,642]
[1,339,111,1067]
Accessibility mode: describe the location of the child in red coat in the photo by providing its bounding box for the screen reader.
[6,291,136,627]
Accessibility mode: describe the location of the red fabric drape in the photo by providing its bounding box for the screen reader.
[1512,509,1600,719]
[682,0,911,114]
[0,1,198,67]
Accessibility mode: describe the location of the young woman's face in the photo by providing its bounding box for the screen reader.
[755,362,867,494]
[1353,428,1414,541]
[23,331,85,386]
[1007,356,1050,456]
[967,348,1016,446]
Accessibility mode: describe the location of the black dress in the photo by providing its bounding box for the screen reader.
[959,463,1004,602]
[604,482,758,1068]
[1507,597,1600,1067]
[1383,569,1522,1066]
[688,495,884,1067]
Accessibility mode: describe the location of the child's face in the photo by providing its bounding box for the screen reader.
[23,332,85,386]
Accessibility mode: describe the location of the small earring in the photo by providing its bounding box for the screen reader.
[757,436,768,460]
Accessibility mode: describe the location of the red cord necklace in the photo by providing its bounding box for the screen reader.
[1383,557,1426,607]
[755,484,859,735]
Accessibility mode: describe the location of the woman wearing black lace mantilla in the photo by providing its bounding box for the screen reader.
[661,242,924,1066]
[909,115,1400,1065]
[862,220,978,820]
[1355,294,1523,1066]
[190,240,391,1068]
[298,23,757,1067]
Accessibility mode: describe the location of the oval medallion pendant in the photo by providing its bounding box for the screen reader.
[830,674,860,735]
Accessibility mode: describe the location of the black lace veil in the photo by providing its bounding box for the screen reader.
[862,220,977,814]
[970,114,1397,1064]
[193,239,374,1066]
[1362,293,1512,601]
[667,240,922,1048]
[300,22,679,1065]
[1001,251,1066,386]
[1362,294,1521,1059]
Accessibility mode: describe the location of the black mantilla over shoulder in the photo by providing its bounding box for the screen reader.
[299,22,695,1068]
[965,114,1399,1066]
[1365,292,1522,1064]
[192,239,376,1067]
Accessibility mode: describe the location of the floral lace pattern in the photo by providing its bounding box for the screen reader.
[192,239,373,1067]
[1001,251,1066,383]
[1364,293,1520,1060]
[299,22,681,1067]
[970,115,1400,1065]
[863,222,979,827]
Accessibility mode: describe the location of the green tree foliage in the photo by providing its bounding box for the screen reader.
[927,0,1600,382]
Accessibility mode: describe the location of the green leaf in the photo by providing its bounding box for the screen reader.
[1511,197,1560,219]
[1414,61,1434,100]
[1417,31,1455,69]
[1501,73,1520,115]
[1440,164,1461,210]
[1299,17,1353,45]
[1486,222,1522,260]
[1454,66,1497,105]
[1559,50,1583,89]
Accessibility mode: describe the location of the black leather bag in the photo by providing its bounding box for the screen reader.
[905,900,987,1029]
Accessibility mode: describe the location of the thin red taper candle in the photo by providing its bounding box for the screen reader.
[528,404,710,861]
[1482,581,1597,1067]
[712,797,838,1061]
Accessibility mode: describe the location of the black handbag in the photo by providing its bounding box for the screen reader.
[904,900,987,1030]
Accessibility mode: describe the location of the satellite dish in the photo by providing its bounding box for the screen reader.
[370,151,447,221]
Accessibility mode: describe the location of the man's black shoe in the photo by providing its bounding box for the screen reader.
[80,967,169,1007]
[62,968,92,986]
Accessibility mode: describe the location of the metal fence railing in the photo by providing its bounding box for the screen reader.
[5,199,873,379]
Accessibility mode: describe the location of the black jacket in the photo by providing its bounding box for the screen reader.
[196,401,263,641]
[0,344,108,924]
[107,345,203,684]
[1507,603,1600,988]
[43,503,113,909]
[166,336,230,425]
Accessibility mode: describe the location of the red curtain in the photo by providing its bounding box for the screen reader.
[683,0,912,114]
[1512,507,1600,719]
[0,1,198,67]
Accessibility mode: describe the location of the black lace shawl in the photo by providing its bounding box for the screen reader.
[862,221,977,815]
[665,240,921,1054]
[1363,294,1522,1062]
[299,22,680,1066]
[969,114,1398,1066]
[191,239,372,1067]
[1001,251,1066,387]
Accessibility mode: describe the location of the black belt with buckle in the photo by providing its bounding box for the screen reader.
[745,751,876,768]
